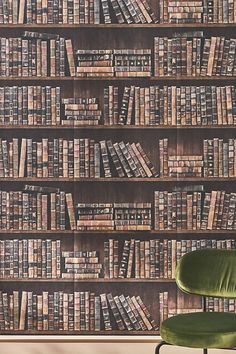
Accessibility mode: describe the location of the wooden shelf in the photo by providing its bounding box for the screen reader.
[0,278,175,283]
[0,18,234,338]
[0,177,235,182]
[0,125,236,130]
[1,23,236,28]
[0,76,236,82]
[0,330,159,335]
[0,230,234,235]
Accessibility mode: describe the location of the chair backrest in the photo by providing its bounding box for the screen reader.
[175,249,236,298]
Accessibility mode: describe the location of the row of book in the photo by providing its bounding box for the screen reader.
[0,291,158,331]
[154,188,236,231]
[0,186,153,231]
[159,0,236,24]
[1,238,235,280]
[75,49,152,77]
[0,240,103,279]
[0,138,157,178]
[2,33,236,78]
[76,203,152,230]
[2,186,236,231]
[105,85,236,126]
[0,187,74,231]
[0,87,102,126]
[2,0,236,24]
[203,138,236,177]
[61,250,103,279]
[104,238,235,279]
[0,290,235,332]
[1,84,236,126]
[0,86,61,126]
[159,138,236,178]
[154,33,236,77]
[0,0,158,24]
[159,293,236,324]
[0,239,61,279]
[0,32,75,77]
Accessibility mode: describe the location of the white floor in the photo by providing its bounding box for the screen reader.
[0,337,234,354]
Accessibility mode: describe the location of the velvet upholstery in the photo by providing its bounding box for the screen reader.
[175,249,236,298]
[160,312,236,348]
[160,249,236,349]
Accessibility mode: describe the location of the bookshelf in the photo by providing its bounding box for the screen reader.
[0,0,236,337]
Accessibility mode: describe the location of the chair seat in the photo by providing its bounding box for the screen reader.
[160,312,236,349]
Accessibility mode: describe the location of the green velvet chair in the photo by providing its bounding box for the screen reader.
[156,249,236,354]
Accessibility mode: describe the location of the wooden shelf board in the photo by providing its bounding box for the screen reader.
[0,177,235,182]
[0,278,175,283]
[0,334,161,343]
[0,125,235,130]
[0,230,234,235]
[1,23,236,28]
[0,76,235,82]
[0,330,159,335]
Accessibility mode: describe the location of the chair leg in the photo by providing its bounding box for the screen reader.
[155,341,168,354]
[203,349,208,354]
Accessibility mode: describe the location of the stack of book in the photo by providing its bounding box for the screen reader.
[104,238,236,279]
[103,85,236,126]
[154,188,236,231]
[0,239,61,279]
[114,203,152,230]
[0,138,157,178]
[160,0,204,23]
[0,32,74,77]
[0,291,158,331]
[159,0,236,23]
[166,155,203,177]
[76,50,114,77]
[0,185,75,231]
[62,251,103,279]
[114,50,152,77]
[0,86,61,126]
[154,32,236,77]
[76,203,152,231]
[61,97,102,126]
[203,138,236,177]
[77,203,114,231]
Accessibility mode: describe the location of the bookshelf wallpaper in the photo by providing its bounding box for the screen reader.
[0,0,236,336]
